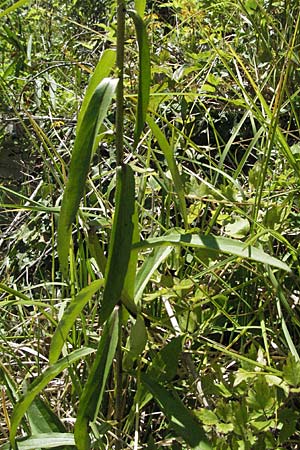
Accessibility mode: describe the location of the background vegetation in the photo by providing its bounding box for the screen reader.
[1,0,300,449]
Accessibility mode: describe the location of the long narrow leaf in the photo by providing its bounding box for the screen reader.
[74,310,119,450]
[2,433,75,450]
[77,49,116,131]
[147,115,187,227]
[141,373,211,450]
[57,78,117,277]
[0,0,30,18]
[100,164,136,324]
[132,233,291,272]
[135,246,173,303]
[128,10,150,147]
[10,348,95,449]
[49,280,104,364]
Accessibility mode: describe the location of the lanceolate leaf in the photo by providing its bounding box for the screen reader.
[133,233,291,272]
[49,280,105,364]
[141,373,212,450]
[99,164,136,324]
[74,310,119,450]
[77,49,116,131]
[147,116,188,227]
[10,348,95,449]
[57,78,118,278]
[128,10,150,147]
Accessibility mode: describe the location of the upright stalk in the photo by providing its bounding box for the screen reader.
[115,1,126,448]
[116,0,126,166]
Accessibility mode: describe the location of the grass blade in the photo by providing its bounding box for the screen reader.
[128,10,150,147]
[133,233,291,272]
[0,0,30,18]
[147,115,188,227]
[100,164,136,324]
[57,78,118,277]
[10,348,95,449]
[134,246,173,303]
[141,373,212,450]
[74,309,119,450]
[49,280,105,364]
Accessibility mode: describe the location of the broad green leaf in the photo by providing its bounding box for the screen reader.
[77,49,116,131]
[10,348,95,449]
[128,11,150,147]
[74,310,119,450]
[133,233,291,272]
[0,0,30,18]
[135,246,173,303]
[58,78,118,277]
[141,373,211,450]
[27,395,66,434]
[2,433,75,450]
[49,280,104,364]
[100,164,136,324]
[134,0,146,17]
[147,116,187,227]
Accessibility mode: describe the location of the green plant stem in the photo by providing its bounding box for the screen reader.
[115,305,123,450]
[116,0,126,166]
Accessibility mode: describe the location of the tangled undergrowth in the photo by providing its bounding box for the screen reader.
[1,1,300,449]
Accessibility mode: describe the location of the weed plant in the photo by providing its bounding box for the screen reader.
[1,0,300,449]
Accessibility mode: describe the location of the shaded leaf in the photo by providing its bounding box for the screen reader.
[141,373,211,450]
[128,11,150,147]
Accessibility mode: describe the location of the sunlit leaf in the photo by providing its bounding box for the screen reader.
[57,78,117,277]
[133,232,291,272]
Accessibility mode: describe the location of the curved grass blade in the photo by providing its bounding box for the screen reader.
[128,10,150,147]
[100,164,136,324]
[10,348,95,449]
[74,309,119,450]
[147,115,188,227]
[132,233,291,272]
[49,280,104,364]
[0,0,30,19]
[141,373,212,450]
[57,78,118,277]
[135,246,173,303]
[77,49,116,131]
[2,433,75,450]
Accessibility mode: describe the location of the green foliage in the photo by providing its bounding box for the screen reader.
[1,0,300,449]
